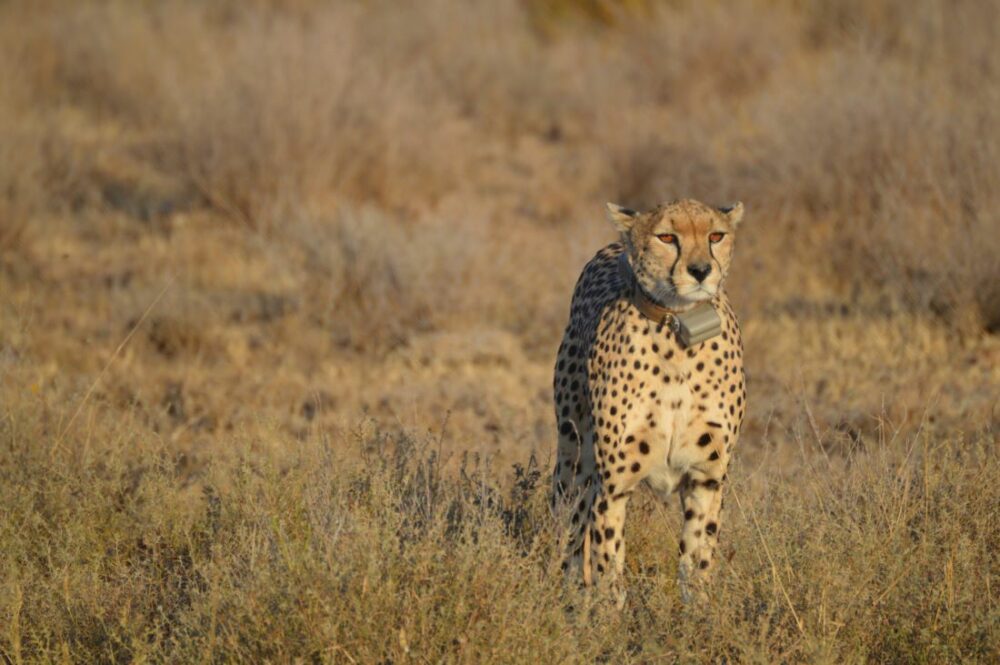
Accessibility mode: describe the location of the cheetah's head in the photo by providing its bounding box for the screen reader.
[606,198,744,308]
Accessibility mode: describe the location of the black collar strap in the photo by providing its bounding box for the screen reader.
[617,253,723,347]
[618,253,680,327]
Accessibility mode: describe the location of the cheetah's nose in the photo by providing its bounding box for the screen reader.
[687,263,712,282]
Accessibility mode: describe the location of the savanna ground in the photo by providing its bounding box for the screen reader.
[1,0,998,662]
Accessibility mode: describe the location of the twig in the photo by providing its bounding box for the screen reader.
[729,484,806,637]
[870,545,917,608]
[800,396,832,468]
[52,279,173,457]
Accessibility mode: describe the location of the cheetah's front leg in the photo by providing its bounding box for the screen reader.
[677,468,726,603]
[588,423,665,607]
[589,476,638,608]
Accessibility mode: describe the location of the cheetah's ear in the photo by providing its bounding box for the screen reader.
[606,203,638,233]
[718,201,744,228]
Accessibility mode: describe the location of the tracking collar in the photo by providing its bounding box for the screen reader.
[618,253,723,348]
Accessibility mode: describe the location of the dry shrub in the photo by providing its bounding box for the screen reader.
[1,0,997,330]
[0,20,42,250]
[595,0,1000,328]
[0,122,41,251]
[2,2,468,229]
[364,0,608,139]
[603,130,730,211]
[2,402,996,662]
[607,1,798,108]
[0,3,183,231]
[165,7,465,228]
[281,207,582,354]
[800,0,1000,77]
[285,208,485,352]
[17,2,182,125]
[590,3,801,234]
[748,46,1000,326]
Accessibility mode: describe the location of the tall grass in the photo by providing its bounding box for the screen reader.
[2,407,996,661]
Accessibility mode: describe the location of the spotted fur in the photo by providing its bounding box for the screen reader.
[552,198,747,605]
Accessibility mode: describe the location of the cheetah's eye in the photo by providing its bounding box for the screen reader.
[709,232,725,243]
[657,234,677,245]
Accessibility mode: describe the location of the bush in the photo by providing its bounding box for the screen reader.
[2,408,996,661]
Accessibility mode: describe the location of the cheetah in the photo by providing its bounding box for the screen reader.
[552,198,747,604]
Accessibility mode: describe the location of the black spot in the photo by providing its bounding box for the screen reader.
[697,433,713,447]
[684,509,694,520]
[639,441,650,454]
[708,451,720,461]
[679,540,687,554]
[706,522,718,536]
[631,462,641,473]
[699,560,709,570]
[605,527,615,539]
[559,421,572,435]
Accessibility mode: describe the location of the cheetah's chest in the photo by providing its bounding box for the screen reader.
[587,296,745,473]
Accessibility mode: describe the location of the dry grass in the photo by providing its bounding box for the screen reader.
[2,409,997,662]
[1,0,999,661]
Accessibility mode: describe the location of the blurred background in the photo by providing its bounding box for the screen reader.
[1,0,998,473]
